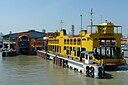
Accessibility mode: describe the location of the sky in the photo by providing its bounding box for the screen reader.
[0,0,128,36]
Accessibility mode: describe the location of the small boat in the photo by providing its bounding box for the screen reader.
[2,50,18,57]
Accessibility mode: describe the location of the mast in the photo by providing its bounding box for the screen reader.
[71,25,75,36]
[80,14,83,61]
[80,15,83,30]
[60,20,64,30]
[89,8,94,33]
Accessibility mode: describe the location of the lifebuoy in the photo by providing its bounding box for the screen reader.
[86,66,95,77]
[98,67,103,78]
[86,66,89,76]
[88,67,94,78]
[90,67,95,78]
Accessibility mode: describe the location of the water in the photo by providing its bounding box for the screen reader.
[0,52,128,85]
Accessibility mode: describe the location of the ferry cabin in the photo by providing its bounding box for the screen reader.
[46,22,126,66]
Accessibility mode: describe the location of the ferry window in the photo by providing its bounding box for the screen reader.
[60,46,61,53]
[57,46,59,52]
[57,39,59,44]
[82,38,86,41]
[55,46,56,52]
[74,51,76,56]
[74,39,76,45]
[64,46,66,50]
[111,40,116,45]
[77,38,81,45]
[58,46,59,52]
[73,47,75,51]
[81,48,86,51]
[64,39,66,44]
[73,47,77,56]
[67,39,69,44]
[70,47,72,51]
[66,46,69,55]
[70,39,72,45]
[81,48,86,58]
[85,54,88,59]
[106,40,110,45]
[77,47,80,57]
[53,46,55,52]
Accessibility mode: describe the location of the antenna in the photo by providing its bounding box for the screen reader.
[80,15,83,30]
[60,20,64,30]
[89,8,94,33]
[71,25,75,36]
[80,14,83,62]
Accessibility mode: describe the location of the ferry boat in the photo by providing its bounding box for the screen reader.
[15,32,37,55]
[44,21,126,67]
[37,21,126,78]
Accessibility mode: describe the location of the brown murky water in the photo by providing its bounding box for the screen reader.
[0,52,128,85]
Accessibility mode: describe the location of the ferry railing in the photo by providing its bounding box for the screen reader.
[86,25,123,34]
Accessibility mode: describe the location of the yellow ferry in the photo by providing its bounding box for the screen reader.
[46,21,126,66]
